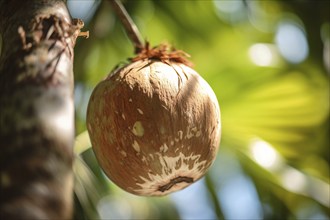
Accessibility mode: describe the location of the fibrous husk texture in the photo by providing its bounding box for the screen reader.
[87,58,221,196]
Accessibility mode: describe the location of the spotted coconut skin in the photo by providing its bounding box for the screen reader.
[87,59,221,196]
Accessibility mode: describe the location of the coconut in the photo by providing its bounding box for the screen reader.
[86,45,221,196]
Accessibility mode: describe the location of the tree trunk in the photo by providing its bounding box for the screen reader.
[0,0,79,219]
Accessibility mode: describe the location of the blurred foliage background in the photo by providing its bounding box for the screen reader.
[68,0,329,219]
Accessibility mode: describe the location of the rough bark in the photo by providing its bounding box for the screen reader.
[0,0,78,219]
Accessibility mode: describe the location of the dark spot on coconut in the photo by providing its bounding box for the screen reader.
[158,176,193,192]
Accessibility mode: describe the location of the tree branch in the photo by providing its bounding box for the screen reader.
[110,0,144,53]
[0,0,78,219]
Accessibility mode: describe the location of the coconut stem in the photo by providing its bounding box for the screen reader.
[110,0,144,53]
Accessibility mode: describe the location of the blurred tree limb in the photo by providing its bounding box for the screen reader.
[0,0,81,219]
